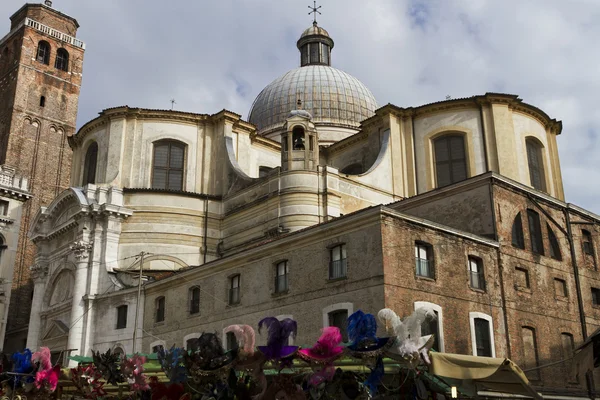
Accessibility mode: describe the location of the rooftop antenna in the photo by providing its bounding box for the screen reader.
[170,99,176,110]
[308,1,322,25]
[44,0,53,7]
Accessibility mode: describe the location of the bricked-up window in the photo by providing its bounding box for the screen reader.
[561,333,575,381]
[83,142,98,185]
[152,140,185,191]
[522,326,540,380]
[226,332,238,351]
[527,209,544,255]
[547,224,562,261]
[583,230,594,256]
[474,318,492,357]
[186,338,199,352]
[554,278,567,298]
[55,48,69,72]
[229,274,240,305]
[415,242,434,279]
[36,41,50,65]
[433,134,467,188]
[468,256,485,290]
[515,267,530,290]
[592,288,600,306]
[275,261,288,293]
[421,310,440,351]
[512,213,525,249]
[155,296,165,323]
[189,286,200,315]
[116,305,127,329]
[328,310,348,342]
[329,244,347,279]
[526,138,546,192]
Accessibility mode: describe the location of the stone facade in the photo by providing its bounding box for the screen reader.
[0,3,84,351]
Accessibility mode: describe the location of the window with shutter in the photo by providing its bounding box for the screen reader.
[583,230,594,256]
[152,141,185,190]
[434,135,467,188]
[526,139,546,192]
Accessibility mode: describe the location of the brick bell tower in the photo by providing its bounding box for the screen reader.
[0,1,85,351]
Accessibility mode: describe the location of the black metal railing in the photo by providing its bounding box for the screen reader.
[470,271,485,290]
[228,287,240,305]
[415,258,434,278]
[275,274,288,293]
[329,259,347,279]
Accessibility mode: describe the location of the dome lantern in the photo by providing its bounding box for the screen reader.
[297,22,334,67]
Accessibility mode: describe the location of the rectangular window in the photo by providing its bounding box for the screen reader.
[474,318,492,357]
[186,338,199,352]
[226,331,237,351]
[527,209,544,255]
[554,278,567,298]
[328,310,349,342]
[275,261,288,293]
[229,275,240,305]
[155,297,165,323]
[329,244,347,279]
[0,200,9,216]
[583,230,594,256]
[522,327,540,380]
[515,267,530,289]
[421,310,440,352]
[189,287,200,314]
[592,288,600,306]
[116,305,127,329]
[415,242,434,278]
[469,256,485,290]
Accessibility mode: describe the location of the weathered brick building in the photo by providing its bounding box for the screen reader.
[0,2,84,351]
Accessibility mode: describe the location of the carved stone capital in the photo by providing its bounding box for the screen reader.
[70,240,93,260]
[30,263,49,282]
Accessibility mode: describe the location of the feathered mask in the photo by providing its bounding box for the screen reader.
[298,327,345,387]
[184,332,237,377]
[92,349,124,386]
[257,317,298,361]
[121,354,149,392]
[378,307,436,366]
[346,310,390,356]
[157,345,188,383]
[32,347,59,392]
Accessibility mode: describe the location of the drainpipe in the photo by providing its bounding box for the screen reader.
[203,196,208,264]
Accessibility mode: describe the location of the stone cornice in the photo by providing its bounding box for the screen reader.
[325,131,368,155]
[0,186,32,201]
[364,93,562,136]
[250,133,280,152]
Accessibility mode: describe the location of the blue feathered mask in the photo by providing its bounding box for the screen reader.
[347,310,390,356]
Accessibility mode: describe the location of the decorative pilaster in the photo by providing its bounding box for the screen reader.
[67,240,93,366]
[26,263,49,349]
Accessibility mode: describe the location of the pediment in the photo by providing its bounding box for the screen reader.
[42,320,69,341]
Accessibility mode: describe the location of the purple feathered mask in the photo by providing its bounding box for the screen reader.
[257,317,298,363]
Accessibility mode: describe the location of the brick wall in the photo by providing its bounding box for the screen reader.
[0,4,83,351]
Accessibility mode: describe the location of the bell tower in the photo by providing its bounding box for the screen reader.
[0,2,85,351]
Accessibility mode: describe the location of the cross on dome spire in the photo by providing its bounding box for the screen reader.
[308,1,321,25]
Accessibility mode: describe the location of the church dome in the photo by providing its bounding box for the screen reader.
[248,21,378,134]
[248,66,378,133]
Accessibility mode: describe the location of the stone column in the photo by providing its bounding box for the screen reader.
[26,263,49,350]
[67,240,92,366]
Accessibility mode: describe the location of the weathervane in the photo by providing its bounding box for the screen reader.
[170,99,176,110]
[308,1,322,25]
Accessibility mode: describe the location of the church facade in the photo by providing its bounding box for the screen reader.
[16,5,600,399]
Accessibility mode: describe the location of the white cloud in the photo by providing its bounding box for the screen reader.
[0,0,599,210]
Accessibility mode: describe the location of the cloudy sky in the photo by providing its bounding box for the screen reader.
[1,0,599,211]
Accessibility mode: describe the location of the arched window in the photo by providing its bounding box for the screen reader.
[469,312,495,357]
[527,209,544,255]
[292,126,305,150]
[55,48,69,71]
[547,224,562,261]
[189,286,200,315]
[323,303,353,343]
[512,212,525,249]
[39,96,46,107]
[526,138,546,192]
[83,142,98,185]
[152,140,185,190]
[415,302,445,352]
[433,134,467,188]
[36,41,50,65]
